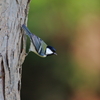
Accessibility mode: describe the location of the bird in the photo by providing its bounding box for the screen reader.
[22,24,57,57]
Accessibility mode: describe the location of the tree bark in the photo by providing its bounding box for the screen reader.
[0,0,30,100]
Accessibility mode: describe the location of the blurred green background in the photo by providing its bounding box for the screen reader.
[21,0,100,100]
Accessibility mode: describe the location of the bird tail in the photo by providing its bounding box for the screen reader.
[22,24,32,37]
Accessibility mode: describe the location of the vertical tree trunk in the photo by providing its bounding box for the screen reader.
[0,0,30,100]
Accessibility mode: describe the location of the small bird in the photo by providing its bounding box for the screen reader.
[22,24,57,57]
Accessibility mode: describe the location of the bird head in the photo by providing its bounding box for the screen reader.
[46,46,57,56]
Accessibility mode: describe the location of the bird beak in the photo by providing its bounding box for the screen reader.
[54,52,57,55]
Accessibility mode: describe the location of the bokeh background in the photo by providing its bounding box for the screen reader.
[21,0,100,100]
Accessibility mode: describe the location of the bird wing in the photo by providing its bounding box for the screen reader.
[39,40,47,55]
[31,34,47,56]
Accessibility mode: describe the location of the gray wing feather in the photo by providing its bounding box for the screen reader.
[31,35,42,52]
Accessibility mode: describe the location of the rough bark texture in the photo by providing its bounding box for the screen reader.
[0,0,30,100]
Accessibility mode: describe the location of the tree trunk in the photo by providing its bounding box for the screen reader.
[0,0,30,100]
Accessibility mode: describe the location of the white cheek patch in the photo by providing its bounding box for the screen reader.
[46,48,53,55]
